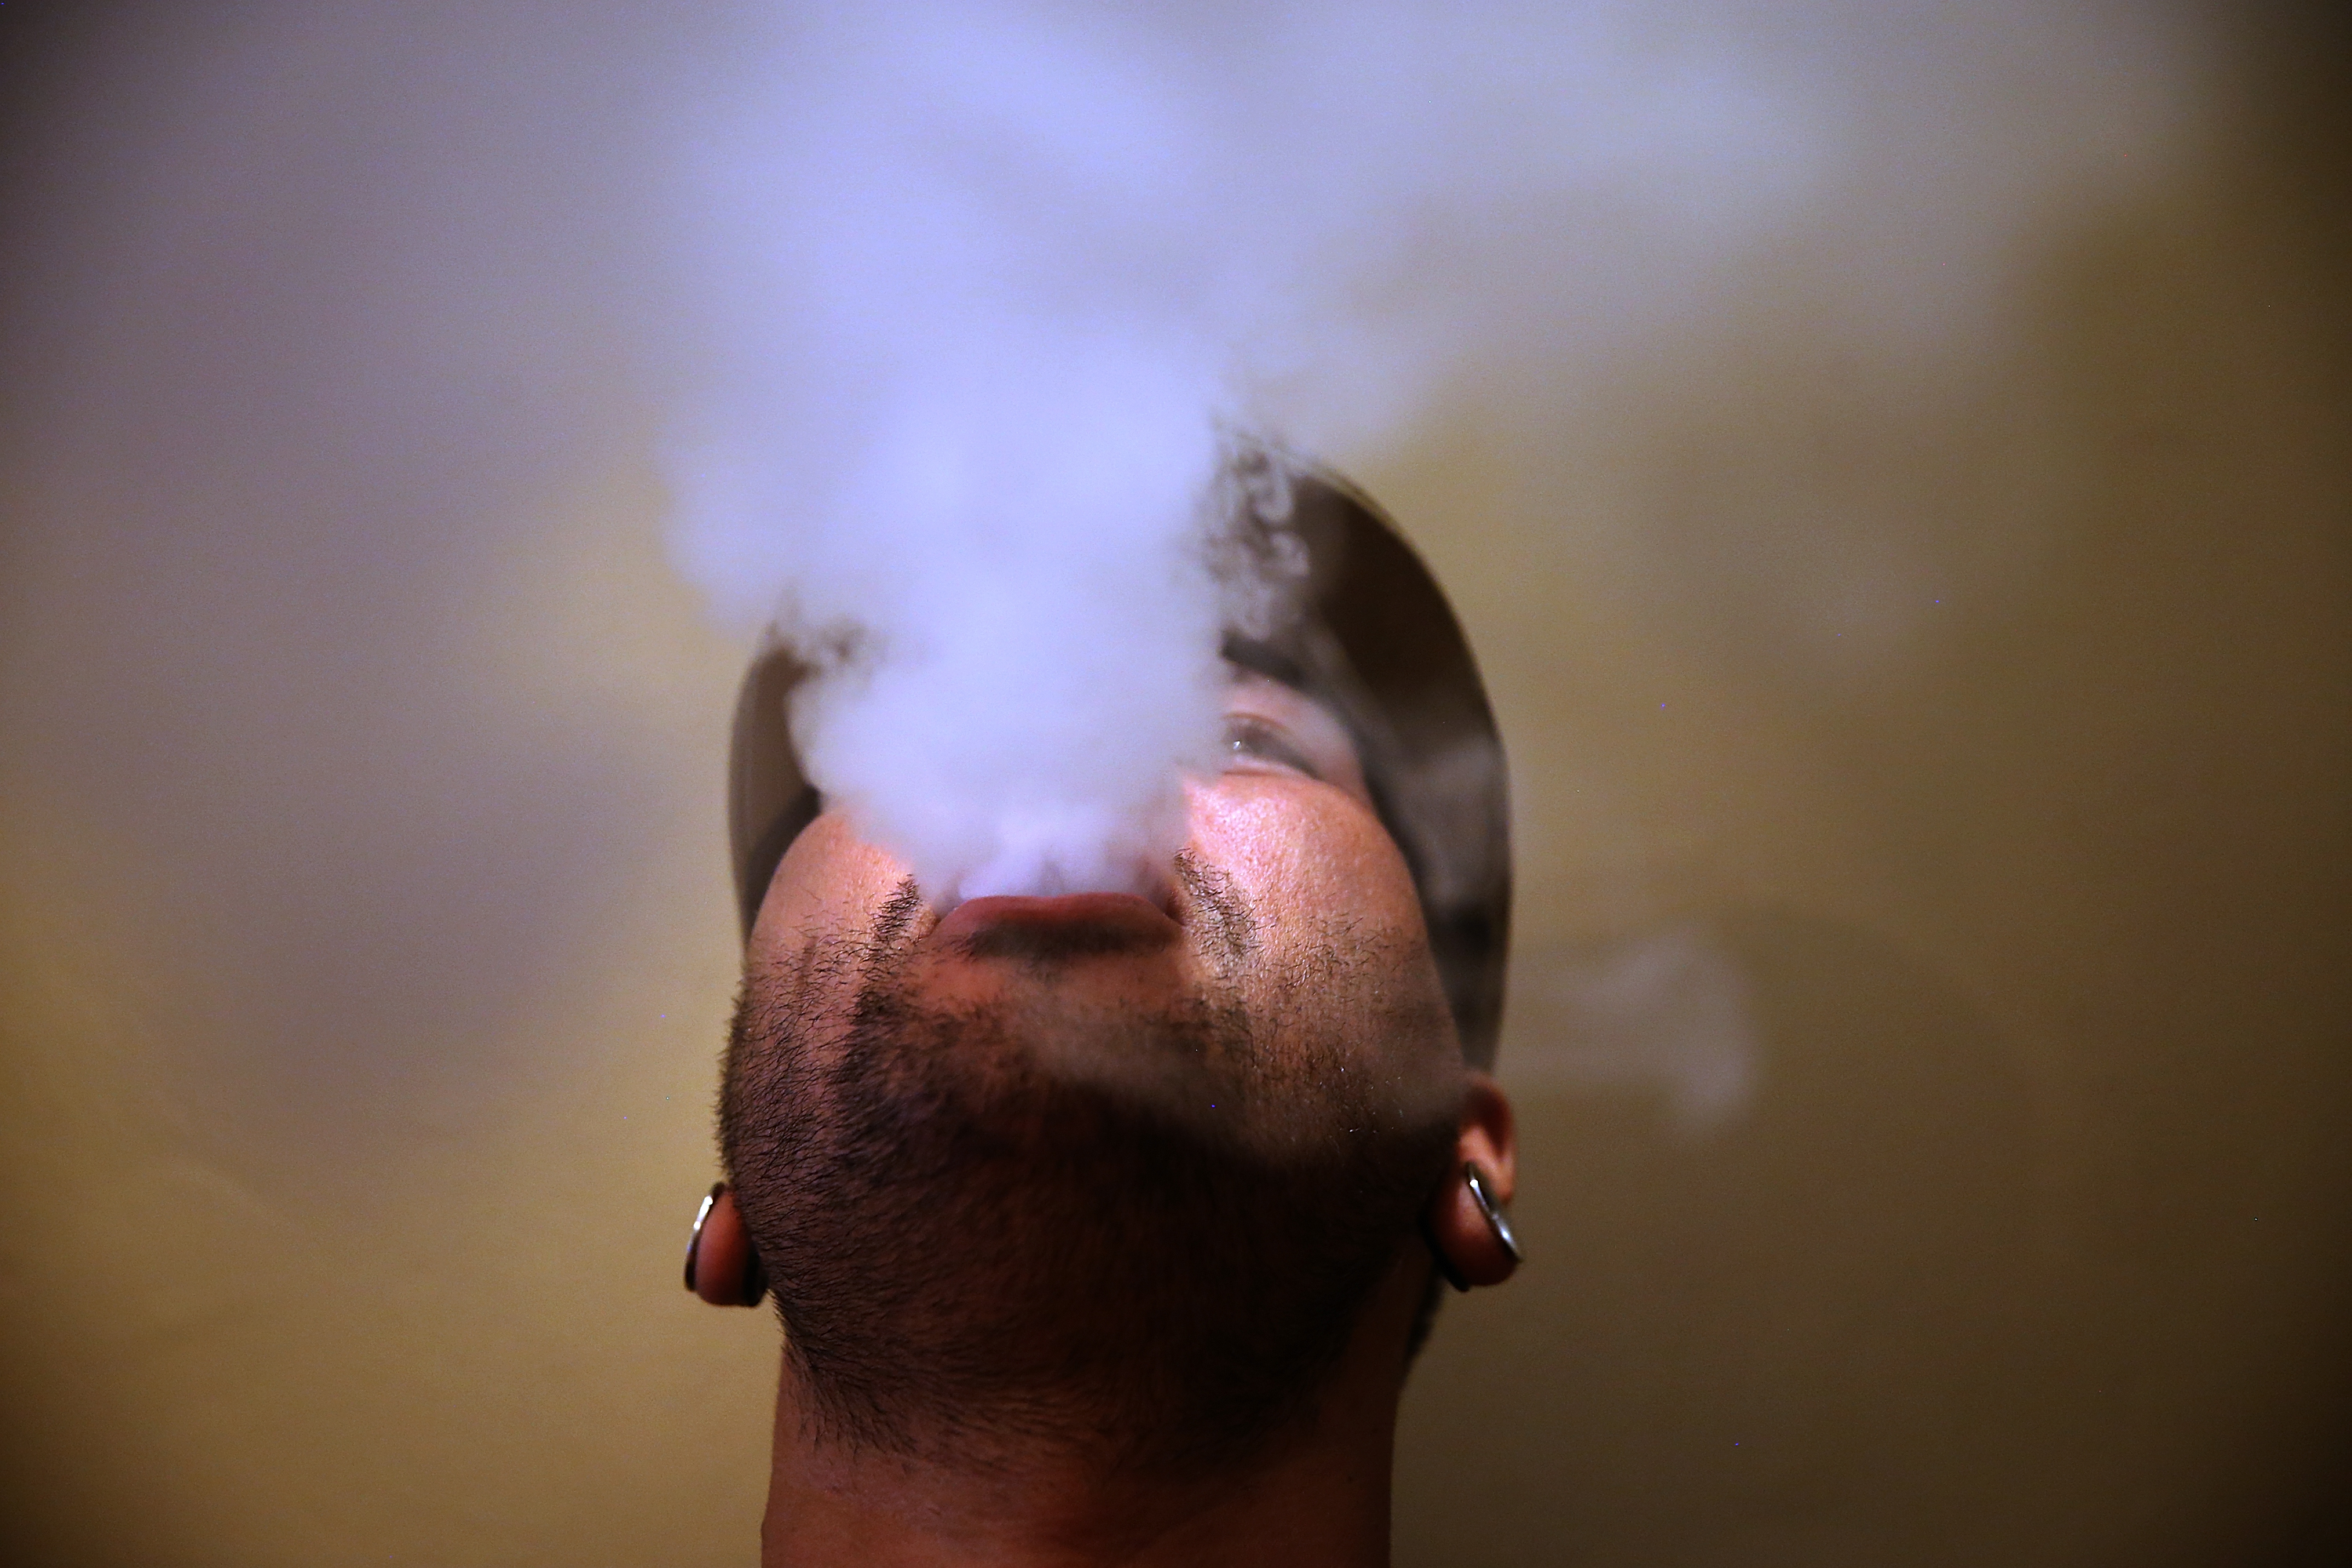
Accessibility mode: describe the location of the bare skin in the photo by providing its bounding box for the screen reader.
[699,672,1519,1566]
[754,1250,1434,1568]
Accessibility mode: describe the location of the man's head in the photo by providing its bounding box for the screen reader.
[706,453,1517,1486]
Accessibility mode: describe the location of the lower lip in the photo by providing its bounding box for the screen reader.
[933,891,1180,946]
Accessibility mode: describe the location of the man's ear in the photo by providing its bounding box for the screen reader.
[1422,1072,1521,1290]
[684,1183,768,1308]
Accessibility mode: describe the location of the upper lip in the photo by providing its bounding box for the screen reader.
[930,887,1181,951]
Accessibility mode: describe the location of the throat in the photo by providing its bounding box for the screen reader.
[758,1251,1426,1568]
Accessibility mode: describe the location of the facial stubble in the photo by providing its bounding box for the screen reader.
[718,874,1459,1480]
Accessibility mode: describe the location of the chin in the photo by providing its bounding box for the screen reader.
[720,954,1457,1476]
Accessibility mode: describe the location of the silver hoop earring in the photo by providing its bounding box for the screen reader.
[1464,1163,1522,1265]
[683,1181,725,1292]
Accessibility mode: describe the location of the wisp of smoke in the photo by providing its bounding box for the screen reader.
[653,0,2201,905]
[672,334,1234,902]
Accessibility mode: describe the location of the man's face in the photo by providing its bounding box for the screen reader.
[720,670,1468,1471]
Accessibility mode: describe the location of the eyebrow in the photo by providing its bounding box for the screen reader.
[1218,633,1313,693]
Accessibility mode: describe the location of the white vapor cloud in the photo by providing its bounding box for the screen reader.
[2,0,2209,912]
[649,0,2203,902]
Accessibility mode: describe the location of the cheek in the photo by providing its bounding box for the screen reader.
[1186,779,1462,1112]
[1184,778,1426,946]
[747,811,913,967]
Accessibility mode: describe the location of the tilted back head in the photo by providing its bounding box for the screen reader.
[726,452,1513,1067]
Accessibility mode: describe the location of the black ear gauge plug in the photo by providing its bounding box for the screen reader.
[1421,1167,1471,1292]
[742,1246,769,1308]
[1426,1225,1472,1292]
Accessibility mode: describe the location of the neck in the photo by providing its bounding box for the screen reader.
[757,1254,1425,1568]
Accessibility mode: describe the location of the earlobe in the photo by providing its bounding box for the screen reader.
[683,1182,769,1308]
[1421,1074,1523,1290]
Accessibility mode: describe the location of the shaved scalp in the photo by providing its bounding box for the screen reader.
[719,878,1455,1479]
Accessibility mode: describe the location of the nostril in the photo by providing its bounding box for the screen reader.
[1141,866,1183,924]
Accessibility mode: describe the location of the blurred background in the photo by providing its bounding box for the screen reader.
[2,2,2345,1564]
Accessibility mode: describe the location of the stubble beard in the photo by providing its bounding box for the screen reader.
[719,878,1460,1481]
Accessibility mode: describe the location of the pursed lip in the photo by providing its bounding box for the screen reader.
[931,891,1181,953]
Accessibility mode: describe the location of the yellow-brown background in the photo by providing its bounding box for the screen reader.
[3,4,2345,1563]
